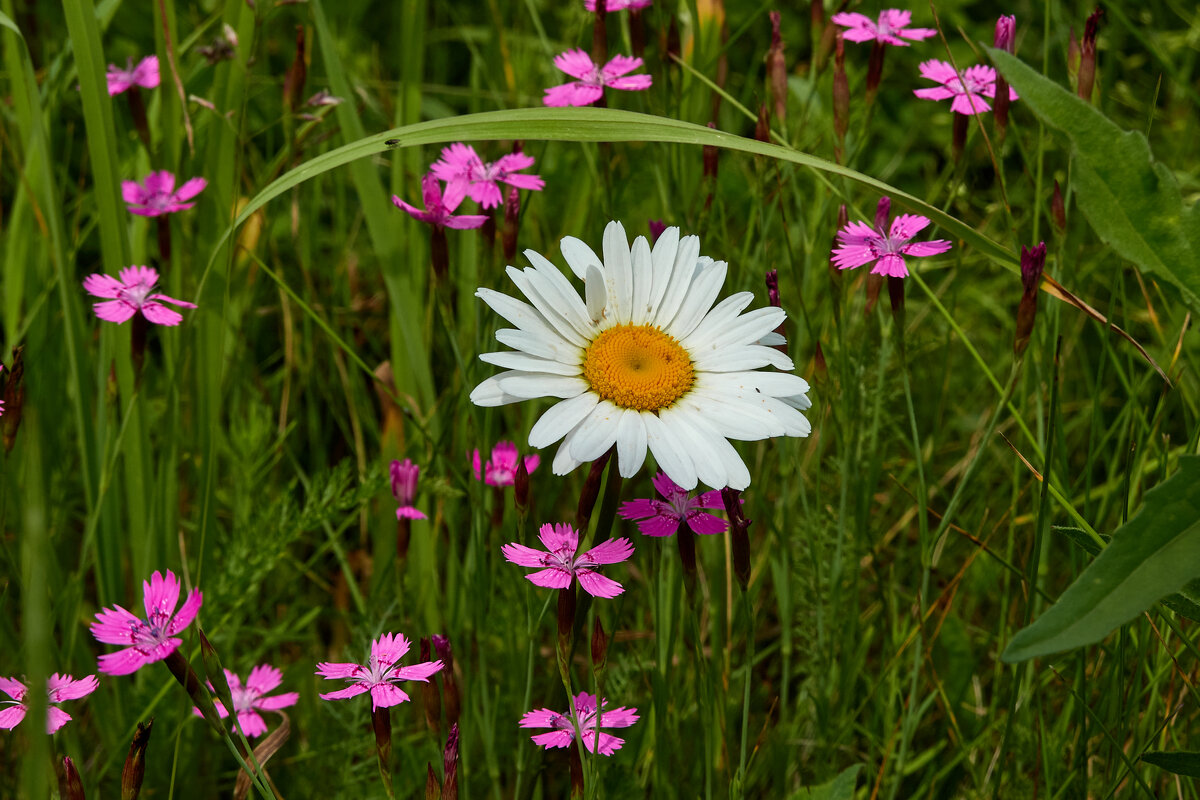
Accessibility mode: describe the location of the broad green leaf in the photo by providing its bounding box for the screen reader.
[1054,526,1200,622]
[1141,751,1200,779]
[1004,457,1200,662]
[789,764,862,800]
[991,49,1200,313]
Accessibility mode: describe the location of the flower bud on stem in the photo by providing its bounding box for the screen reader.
[951,112,968,163]
[1051,180,1067,233]
[126,88,152,152]
[721,488,752,591]
[3,346,26,452]
[575,449,612,531]
[372,705,395,799]
[420,637,442,736]
[677,524,698,597]
[61,756,85,800]
[865,42,886,104]
[1014,243,1047,358]
[121,719,153,800]
[430,227,449,285]
[442,724,460,800]
[156,216,171,264]
[832,32,849,162]
[502,186,520,263]
[425,764,442,800]
[556,586,578,691]
[433,636,461,727]
[767,12,787,127]
[1078,7,1103,103]
[630,7,646,59]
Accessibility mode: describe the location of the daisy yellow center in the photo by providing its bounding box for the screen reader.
[582,325,694,411]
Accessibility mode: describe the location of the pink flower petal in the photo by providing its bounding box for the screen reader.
[537,522,578,554]
[686,511,728,535]
[369,682,410,710]
[315,661,365,680]
[396,506,427,520]
[143,170,176,196]
[525,567,574,590]
[92,300,139,323]
[582,537,633,565]
[601,55,644,81]
[235,710,269,738]
[502,542,550,568]
[950,94,992,115]
[46,707,73,735]
[245,665,283,695]
[553,49,597,81]
[605,74,653,92]
[83,273,125,299]
[918,60,959,84]
[173,177,208,203]
[901,240,952,258]
[531,729,575,749]
[889,214,931,242]
[47,674,98,703]
[543,82,604,107]
[255,691,299,711]
[0,677,26,702]
[122,180,147,205]
[442,212,490,230]
[165,588,202,635]
[319,684,368,702]
[372,633,412,667]
[634,514,681,536]
[90,604,145,644]
[831,245,881,271]
[519,708,563,728]
[577,570,624,598]
[140,302,184,326]
[0,705,27,730]
[870,253,909,278]
[391,660,443,682]
[133,56,160,89]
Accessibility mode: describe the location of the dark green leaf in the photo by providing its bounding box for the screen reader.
[1004,457,1200,661]
[1141,751,1200,779]
[789,765,862,800]
[991,49,1200,313]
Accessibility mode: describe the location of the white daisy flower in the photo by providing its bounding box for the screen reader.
[469,221,812,491]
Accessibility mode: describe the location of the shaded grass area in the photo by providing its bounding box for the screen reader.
[1,0,1198,797]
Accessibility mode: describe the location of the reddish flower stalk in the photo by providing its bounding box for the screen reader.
[993,15,1016,140]
[721,487,752,590]
[592,0,608,75]
[419,637,442,736]
[2,347,24,452]
[832,32,849,162]
[1078,8,1103,103]
[767,12,787,125]
[282,25,307,114]
[432,635,461,727]
[502,186,520,263]
[1014,243,1047,357]
[442,724,460,800]
[765,270,788,355]
[1051,180,1067,232]
[754,102,771,143]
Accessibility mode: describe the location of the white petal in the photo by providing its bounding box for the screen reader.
[506,267,589,347]
[662,407,727,489]
[688,414,751,490]
[603,221,633,325]
[680,394,778,440]
[477,288,566,343]
[694,378,812,436]
[712,371,810,398]
[614,409,648,478]
[756,332,786,346]
[665,260,727,341]
[469,374,523,407]
[553,425,585,475]
[648,226,680,313]
[585,264,607,323]
[629,235,653,325]
[523,251,597,336]
[570,400,622,462]
[642,410,697,490]
[780,392,813,411]
[652,234,700,329]
[495,328,583,365]
[529,392,600,448]
[694,344,795,372]
[497,373,588,399]
[680,292,756,352]
[707,307,786,349]
[560,236,603,281]
[480,351,581,376]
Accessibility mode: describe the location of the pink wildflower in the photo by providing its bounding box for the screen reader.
[830,9,936,46]
[106,56,160,95]
[392,174,488,230]
[584,0,651,9]
[316,633,443,710]
[390,458,427,520]
[832,197,951,278]
[472,441,539,487]
[193,665,298,737]
[913,60,1018,115]
[122,171,207,216]
[502,522,633,598]
[618,472,728,537]
[543,50,652,107]
[430,143,545,210]
[90,569,203,676]
[0,674,99,734]
[520,692,639,755]
[83,266,197,326]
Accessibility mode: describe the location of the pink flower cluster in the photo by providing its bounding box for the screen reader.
[317,633,443,710]
[502,522,634,598]
[394,144,543,229]
[83,266,196,326]
[0,674,98,734]
[194,665,299,737]
[473,440,539,487]
[91,570,203,675]
[107,55,159,95]
[832,197,952,279]
[521,692,639,755]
